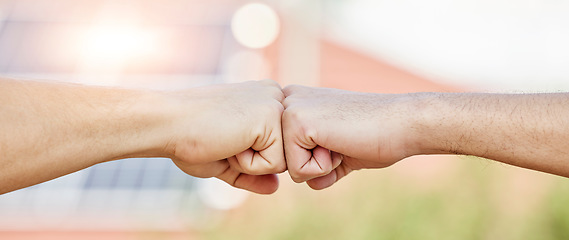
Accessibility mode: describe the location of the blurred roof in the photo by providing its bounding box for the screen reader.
[318,40,457,93]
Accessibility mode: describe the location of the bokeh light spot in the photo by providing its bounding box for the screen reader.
[231,3,280,49]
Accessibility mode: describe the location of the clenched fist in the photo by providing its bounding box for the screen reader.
[162,80,286,194]
[6,76,566,196]
[282,85,418,190]
[0,79,284,194]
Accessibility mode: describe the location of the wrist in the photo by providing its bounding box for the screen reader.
[100,89,177,161]
[403,92,452,156]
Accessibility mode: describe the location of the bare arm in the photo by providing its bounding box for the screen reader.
[413,92,569,177]
[282,86,569,189]
[0,78,285,194]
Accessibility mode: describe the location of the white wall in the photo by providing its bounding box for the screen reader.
[325,0,569,92]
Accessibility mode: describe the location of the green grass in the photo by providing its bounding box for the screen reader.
[199,157,569,240]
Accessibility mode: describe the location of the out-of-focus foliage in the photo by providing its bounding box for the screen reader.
[199,157,569,240]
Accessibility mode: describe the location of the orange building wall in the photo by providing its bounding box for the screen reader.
[318,40,458,93]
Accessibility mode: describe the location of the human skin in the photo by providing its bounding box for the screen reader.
[5,78,569,195]
[282,85,569,190]
[0,78,285,195]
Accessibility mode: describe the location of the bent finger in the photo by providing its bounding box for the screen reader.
[172,159,229,178]
[287,145,335,183]
[306,160,352,190]
[240,114,286,175]
[216,167,279,194]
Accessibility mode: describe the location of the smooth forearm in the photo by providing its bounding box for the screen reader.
[0,79,286,195]
[0,79,170,193]
[411,92,569,176]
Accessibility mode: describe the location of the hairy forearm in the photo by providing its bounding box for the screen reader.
[411,92,569,176]
[0,78,169,194]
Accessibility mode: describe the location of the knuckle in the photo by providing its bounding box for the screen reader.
[272,161,287,173]
[290,173,305,181]
[282,97,293,108]
[272,88,285,102]
[260,79,276,84]
[251,124,271,144]
[239,154,285,175]
[259,79,281,89]
[289,169,321,183]
[289,167,309,179]
[264,159,287,174]
[243,167,265,175]
[274,103,285,117]
[282,106,300,121]
[283,109,316,137]
[293,160,330,179]
[243,163,277,175]
[283,84,302,96]
[289,173,306,183]
[270,99,284,113]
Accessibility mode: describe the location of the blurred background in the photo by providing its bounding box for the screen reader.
[1,0,569,239]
